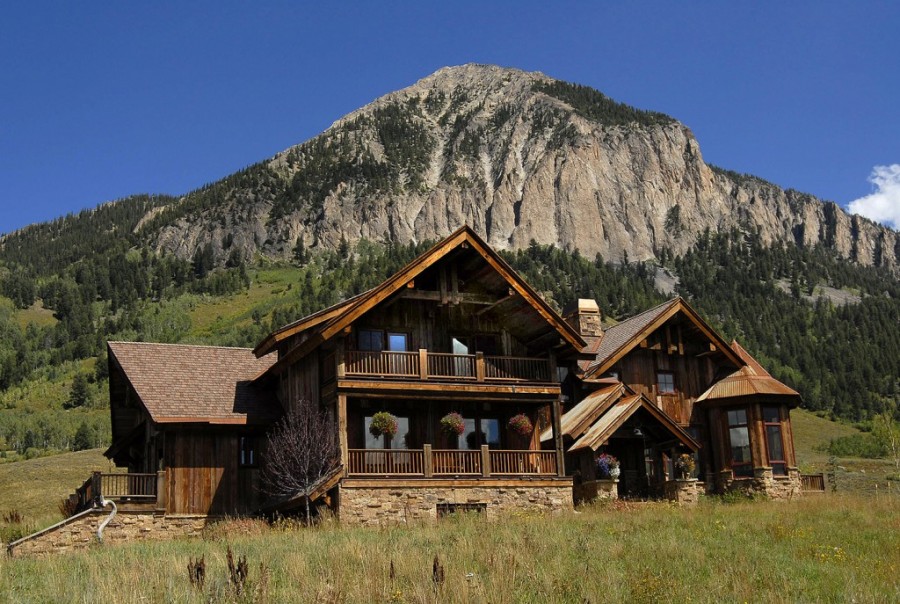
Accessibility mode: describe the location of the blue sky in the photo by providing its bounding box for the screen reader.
[2,2,898,235]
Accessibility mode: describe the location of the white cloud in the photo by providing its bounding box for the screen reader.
[848,164,900,229]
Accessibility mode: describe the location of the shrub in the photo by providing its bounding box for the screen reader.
[824,434,887,458]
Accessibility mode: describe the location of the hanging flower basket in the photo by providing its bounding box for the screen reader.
[595,453,620,479]
[369,411,399,439]
[675,453,696,479]
[507,414,533,438]
[440,412,465,436]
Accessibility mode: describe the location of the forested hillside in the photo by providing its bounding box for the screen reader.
[1,224,897,463]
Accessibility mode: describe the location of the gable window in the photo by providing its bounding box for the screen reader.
[657,371,676,394]
[763,406,787,476]
[239,436,257,468]
[726,408,753,478]
[387,333,408,352]
[358,329,384,352]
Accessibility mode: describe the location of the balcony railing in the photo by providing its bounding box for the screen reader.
[347,446,558,477]
[343,349,553,383]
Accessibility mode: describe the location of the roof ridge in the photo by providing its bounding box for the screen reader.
[605,297,679,330]
[108,341,257,352]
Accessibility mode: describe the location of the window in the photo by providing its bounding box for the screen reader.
[239,436,257,467]
[437,502,486,518]
[387,333,408,352]
[358,329,384,351]
[726,408,753,478]
[763,406,787,476]
[657,371,676,394]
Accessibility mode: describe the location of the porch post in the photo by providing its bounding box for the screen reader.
[337,393,348,476]
[481,445,491,477]
[423,444,433,477]
[155,469,167,512]
[552,396,565,477]
[419,349,428,380]
[475,352,485,382]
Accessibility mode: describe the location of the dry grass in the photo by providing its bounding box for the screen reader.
[0,496,897,603]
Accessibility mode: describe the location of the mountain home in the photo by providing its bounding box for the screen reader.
[92,228,803,525]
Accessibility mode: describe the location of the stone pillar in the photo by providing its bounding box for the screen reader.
[664,479,700,506]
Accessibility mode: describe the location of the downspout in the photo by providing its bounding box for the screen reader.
[96,499,117,543]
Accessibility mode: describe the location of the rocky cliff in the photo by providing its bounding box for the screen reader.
[143,64,897,269]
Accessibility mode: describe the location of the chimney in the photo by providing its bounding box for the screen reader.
[564,298,603,338]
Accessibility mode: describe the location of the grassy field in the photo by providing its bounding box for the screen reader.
[0,496,897,603]
[0,409,897,602]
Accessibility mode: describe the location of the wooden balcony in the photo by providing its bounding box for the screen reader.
[347,446,558,477]
[342,349,553,383]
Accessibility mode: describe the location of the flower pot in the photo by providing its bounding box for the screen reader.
[609,466,621,479]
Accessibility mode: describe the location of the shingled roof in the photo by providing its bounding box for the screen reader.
[696,340,801,404]
[108,341,279,424]
[585,298,680,372]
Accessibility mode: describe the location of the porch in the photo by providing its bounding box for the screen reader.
[68,471,163,514]
[347,446,558,477]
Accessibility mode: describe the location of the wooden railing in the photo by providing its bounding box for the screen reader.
[347,447,559,477]
[342,349,553,383]
[489,450,557,475]
[427,352,476,380]
[484,356,552,382]
[801,473,826,492]
[347,449,425,475]
[432,449,481,475]
[71,471,160,514]
[346,350,420,377]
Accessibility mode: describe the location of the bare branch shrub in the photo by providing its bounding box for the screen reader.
[260,397,339,523]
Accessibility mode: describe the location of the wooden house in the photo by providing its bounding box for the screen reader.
[95,226,802,525]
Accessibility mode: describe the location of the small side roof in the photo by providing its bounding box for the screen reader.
[108,341,279,424]
[539,383,625,443]
[696,340,801,404]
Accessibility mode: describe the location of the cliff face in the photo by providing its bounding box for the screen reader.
[149,64,897,268]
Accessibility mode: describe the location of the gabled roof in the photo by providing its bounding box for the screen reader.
[257,226,587,375]
[696,340,801,404]
[108,341,279,424]
[584,297,743,378]
[567,391,700,453]
[539,383,625,443]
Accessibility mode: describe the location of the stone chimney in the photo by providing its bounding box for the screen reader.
[564,298,603,338]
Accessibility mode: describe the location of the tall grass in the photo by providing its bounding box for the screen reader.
[1,495,897,603]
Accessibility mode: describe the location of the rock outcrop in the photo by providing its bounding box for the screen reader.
[149,64,898,269]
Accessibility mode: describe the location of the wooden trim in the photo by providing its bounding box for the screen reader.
[337,379,560,399]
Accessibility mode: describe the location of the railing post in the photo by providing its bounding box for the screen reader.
[156,470,167,512]
[423,444,433,477]
[91,471,103,508]
[336,345,346,378]
[475,352,485,382]
[481,445,491,477]
[419,349,428,380]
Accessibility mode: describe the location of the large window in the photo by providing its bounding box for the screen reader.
[763,406,787,476]
[457,416,502,449]
[726,408,753,478]
[358,329,384,352]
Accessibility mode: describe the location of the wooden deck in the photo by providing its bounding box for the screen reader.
[347,446,558,477]
[69,471,162,514]
[343,350,553,383]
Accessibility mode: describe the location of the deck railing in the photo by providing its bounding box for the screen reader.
[347,446,558,477]
[71,471,161,514]
[343,349,553,383]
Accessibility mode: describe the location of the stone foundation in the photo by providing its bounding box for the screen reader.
[338,480,573,526]
[664,479,700,506]
[716,467,802,500]
[573,479,618,504]
[7,510,209,557]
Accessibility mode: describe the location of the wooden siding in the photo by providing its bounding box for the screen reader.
[164,429,260,515]
[616,348,715,425]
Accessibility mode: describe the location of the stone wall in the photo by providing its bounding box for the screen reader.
[573,479,618,505]
[338,481,573,526]
[7,510,209,557]
[716,467,802,500]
